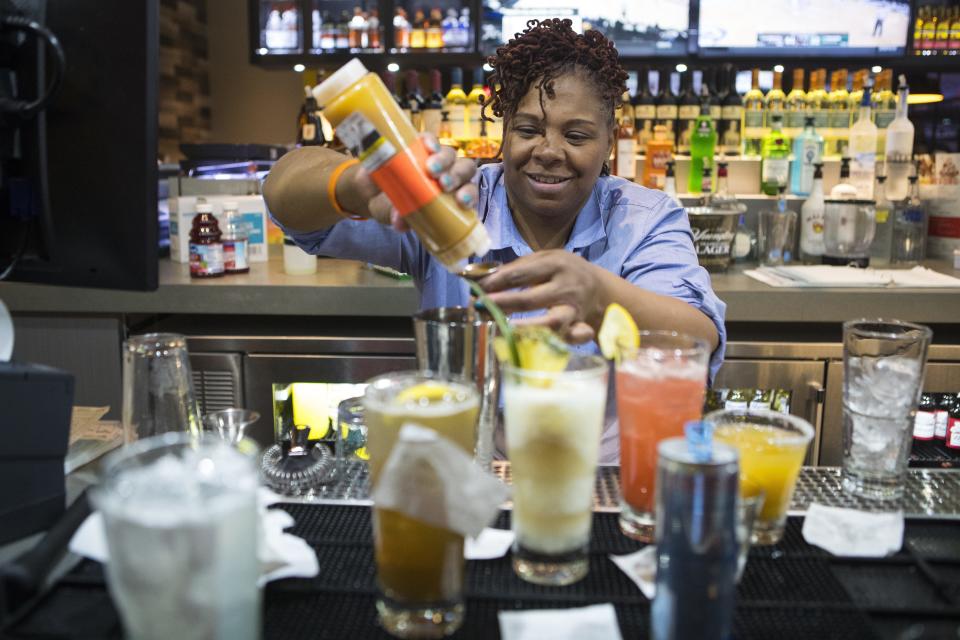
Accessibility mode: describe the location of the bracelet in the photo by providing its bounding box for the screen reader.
[327,158,366,220]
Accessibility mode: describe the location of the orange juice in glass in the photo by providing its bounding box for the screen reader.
[708,408,814,545]
[616,331,709,542]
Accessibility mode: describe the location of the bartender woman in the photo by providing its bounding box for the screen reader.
[265,19,726,459]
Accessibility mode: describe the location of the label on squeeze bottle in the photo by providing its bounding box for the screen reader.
[337,111,440,218]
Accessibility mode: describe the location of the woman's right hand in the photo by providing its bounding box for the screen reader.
[341,133,479,231]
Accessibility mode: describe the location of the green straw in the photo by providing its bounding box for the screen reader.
[467,281,519,368]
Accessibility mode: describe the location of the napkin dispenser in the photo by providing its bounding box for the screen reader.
[0,362,74,544]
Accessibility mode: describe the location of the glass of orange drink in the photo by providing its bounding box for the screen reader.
[708,408,814,545]
[616,331,709,542]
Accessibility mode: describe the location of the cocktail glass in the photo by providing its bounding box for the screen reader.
[502,354,607,586]
[708,408,814,545]
[841,319,931,500]
[616,332,709,542]
[363,372,480,638]
[92,432,261,640]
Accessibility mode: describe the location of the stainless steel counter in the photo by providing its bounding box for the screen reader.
[2,254,959,324]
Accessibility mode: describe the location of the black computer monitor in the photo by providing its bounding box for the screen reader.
[0,0,158,290]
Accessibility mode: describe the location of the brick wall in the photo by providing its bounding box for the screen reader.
[159,0,211,162]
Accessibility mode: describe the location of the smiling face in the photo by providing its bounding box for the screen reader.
[502,70,616,228]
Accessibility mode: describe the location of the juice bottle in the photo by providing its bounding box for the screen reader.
[189,203,224,278]
[221,201,249,274]
[642,124,673,189]
[313,59,490,269]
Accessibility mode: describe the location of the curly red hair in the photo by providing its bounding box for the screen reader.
[484,18,628,127]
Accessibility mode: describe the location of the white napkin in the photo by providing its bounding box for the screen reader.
[801,503,904,557]
[609,546,657,599]
[499,603,623,640]
[69,487,319,587]
[465,528,514,560]
[372,423,510,538]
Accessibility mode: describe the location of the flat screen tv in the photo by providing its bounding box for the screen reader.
[697,0,910,57]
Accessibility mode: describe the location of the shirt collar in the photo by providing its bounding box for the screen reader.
[479,164,609,254]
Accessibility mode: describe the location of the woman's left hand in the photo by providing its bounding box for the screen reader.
[479,250,603,344]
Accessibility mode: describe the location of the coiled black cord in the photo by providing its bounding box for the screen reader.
[0,14,65,117]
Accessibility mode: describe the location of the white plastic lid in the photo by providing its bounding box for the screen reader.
[196,203,213,213]
[312,58,367,107]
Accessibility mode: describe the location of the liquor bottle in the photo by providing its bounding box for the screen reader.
[320,11,336,49]
[914,393,937,440]
[800,163,825,263]
[633,67,657,147]
[348,7,366,49]
[311,9,321,49]
[441,8,458,47]
[732,214,756,263]
[760,113,790,196]
[951,7,960,53]
[831,157,858,199]
[643,124,674,189]
[663,160,677,197]
[410,9,426,48]
[404,70,425,132]
[393,8,411,48]
[688,94,717,194]
[870,174,894,267]
[848,70,866,124]
[613,104,637,181]
[336,11,351,49]
[848,77,877,199]
[445,67,468,140]
[421,69,444,137]
[676,71,698,155]
[784,68,806,135]
[426,8,444,49]
[764,68,786,125]
[913,6,926,54]
[717,65,742,157]
[873,70,896,154]
[827,69,850,158]
[884,74,914,202]
[465,68,486,139]
[892,175,926,265]
[712,161,742,213]
[382,70,403,107]
[805,69,827,136]
[459,8,472,49]
[936,5,951,52]
[297,86,325,146]
[949,393,960,450]
[438,111,453,144]
[655,69,679,149]
[704,67,722,124]
[790,116,823,196]
[742,68,764,156]
[700,166,712,196]
[921,8,937,53]
[935,393,952,440]
[367,9,381,49]
[620,90,635,132]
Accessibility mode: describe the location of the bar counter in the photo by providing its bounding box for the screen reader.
[1,255,960,324]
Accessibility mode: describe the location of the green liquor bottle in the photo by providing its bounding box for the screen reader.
[688,93,717,194]
[760,113,790,196]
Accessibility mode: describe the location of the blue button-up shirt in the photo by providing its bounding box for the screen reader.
[279,163,727,462]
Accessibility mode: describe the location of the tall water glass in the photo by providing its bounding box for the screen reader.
[363,372,480,638]
[502,354,607,586]
[122,333,201,444]
[841,319,932,500]
[616,332,709,542]
[758,209,798,265]
[413,307,498,471]
[92,432,261,640]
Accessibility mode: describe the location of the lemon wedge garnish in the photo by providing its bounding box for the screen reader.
[494,326,570,372]
[395,381,453,405]
[598,303,639,363]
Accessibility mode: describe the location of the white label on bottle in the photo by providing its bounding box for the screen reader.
[724,400,749,410]
[801,205,825,256]
[678,105,699,120]
[948,418,960,449]
[656,104,678,120]
[913,411,935,440]
[797,141,820,193]
[189,243,224,276]
[301,123,316,141]
[616,139,637,179]
[337,112,397,172]
[448,104,466,138]
[851,152,876,199]
[744,110,763,128]
[721,105,743,120]
[634,105,656,120]
[934,410,949,439]
[223,239,249,272]
[762,158,789,185]
[465,104,482,138]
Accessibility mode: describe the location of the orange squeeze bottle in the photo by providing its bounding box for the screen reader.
[313,59,490,269]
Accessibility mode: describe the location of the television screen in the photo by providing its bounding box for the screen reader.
[481,0,690,56]
[698,0,910,56]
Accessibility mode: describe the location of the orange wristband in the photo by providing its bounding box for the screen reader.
[327,158,366,220]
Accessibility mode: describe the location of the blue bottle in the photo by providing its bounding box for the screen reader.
[651,421,739,640]
[790,116,824,196]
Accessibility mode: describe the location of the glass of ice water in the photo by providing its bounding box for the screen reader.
[92,432,261,640]
[841,319,932,500]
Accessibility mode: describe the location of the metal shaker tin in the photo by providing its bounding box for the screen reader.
[651,436,739,640]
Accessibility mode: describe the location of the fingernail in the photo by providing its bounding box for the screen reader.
[459,192,474,205]
[440,174,454,190]
[429,160,442,175]
[425,137,441,153]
